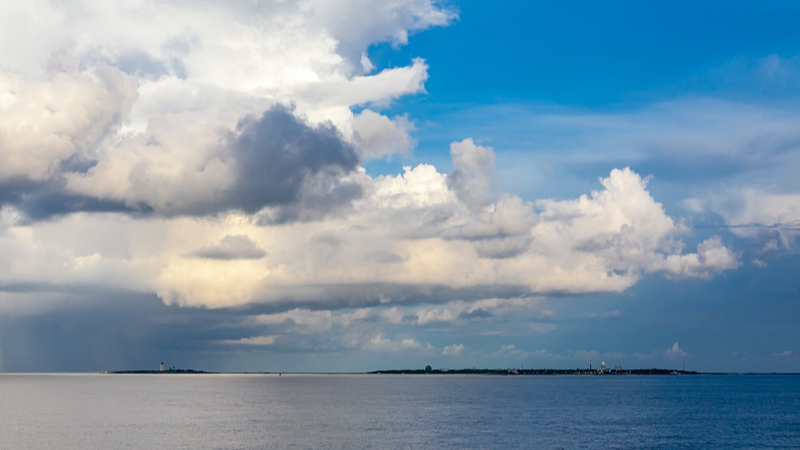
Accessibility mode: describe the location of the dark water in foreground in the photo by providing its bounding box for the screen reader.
[1,374,798,449]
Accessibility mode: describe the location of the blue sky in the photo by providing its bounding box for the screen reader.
[360,1,800,372]
[374,1,800,103]
[0,0,798,373]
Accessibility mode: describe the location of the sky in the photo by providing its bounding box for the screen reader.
[0,0,799,373]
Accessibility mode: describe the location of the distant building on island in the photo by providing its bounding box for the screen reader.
[160,362,164,372]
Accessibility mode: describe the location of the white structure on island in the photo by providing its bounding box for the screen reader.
[160,362,164,372]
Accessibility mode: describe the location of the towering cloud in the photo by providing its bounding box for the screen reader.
[0,0,740,353]
[0,62,137,183]
[64,104,363,218]
[0,142,738,309]
[0,0,444,220]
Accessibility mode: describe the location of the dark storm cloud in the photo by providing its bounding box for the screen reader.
[158,104,363,218]
[0,177,147,223]
[138,103,364,219]
[228,104,362,215]
[0,293,247,372]
[188,235,267,260]
[0,155,144,221]
[255,171,364,224]
[0,104,363,222]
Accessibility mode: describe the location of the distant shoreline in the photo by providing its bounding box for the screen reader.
[370,368,699,375]
[96,368,800,375]
[99,369,217,374]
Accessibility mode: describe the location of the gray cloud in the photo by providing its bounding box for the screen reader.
[0,178,147,223]
[470,236,533,259]
[459,308,493,319]
[229,104,361,214]
[132,104,365,220]
[0,292,273,372]
[2,104,364,222]
[365,250,406,264]
[255,171,365,224]
[115,51,171,79]
[188,235,267,260]
[445,139,496,212]
[238,283,531,314]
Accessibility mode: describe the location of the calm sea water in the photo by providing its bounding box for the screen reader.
[1,374,798,449]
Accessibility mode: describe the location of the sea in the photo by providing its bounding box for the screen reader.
[1,373,798,449]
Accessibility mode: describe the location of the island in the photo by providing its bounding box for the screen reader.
[369,367,699,375]
[99,369,216,374]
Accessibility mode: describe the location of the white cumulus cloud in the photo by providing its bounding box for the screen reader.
[0,0,740,318]
[442,344,464,356]
[664,342,688,359]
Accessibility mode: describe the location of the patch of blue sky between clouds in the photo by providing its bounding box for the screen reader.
[358,2,800,272]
